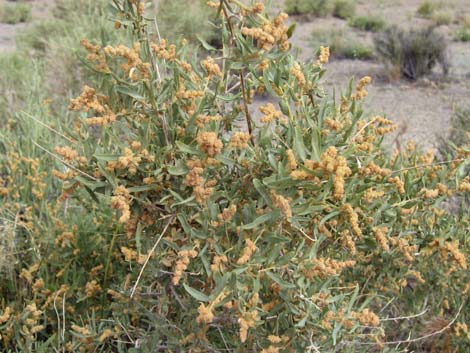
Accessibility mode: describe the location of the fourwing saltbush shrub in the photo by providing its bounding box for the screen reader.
[0,1,469,352]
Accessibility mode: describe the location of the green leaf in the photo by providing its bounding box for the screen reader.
[253,178,271,205]
[293,126,307,161]
[176,141,201,156]
[310,128,322,161]
[115,86,145,100]
[287,23,296,39]
[266,271,296,289]
[241,211,274,230]
[94,154,119,161]
[127,185,157,193]
[183,284,209,302]
[197,35,217,51]
[168,161,188,175]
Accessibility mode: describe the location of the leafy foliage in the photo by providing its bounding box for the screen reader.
[0,1,469,353]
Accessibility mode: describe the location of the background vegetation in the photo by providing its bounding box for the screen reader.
[0,0,469,352]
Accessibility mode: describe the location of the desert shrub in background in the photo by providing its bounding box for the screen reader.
[284,0,333,17]
[284,0,355,19]
[431,10,454,26]
[156,0,219,45]
[416,0,441,18]
[374,25,449,80]
[332,0,355,19]
[455,26,470,42]
[349,15,386,32]
[0,1,31,24]
[312,28,374,59]
[0,1,469,352]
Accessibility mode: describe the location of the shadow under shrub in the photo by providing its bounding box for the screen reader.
[374,25,449,80]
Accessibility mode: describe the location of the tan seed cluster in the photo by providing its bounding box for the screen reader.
[202,56,222,78]
[54,146,78,164]
[362,188,385,204]
[69,85,116,125]
[270,191,292,218]
[373,227,389,251]
[196,114,221,128]
[197,131,223,157]
[241,12,289,52]
[303,257,356,280]
[290,62,306,86]
[210,254,229,272]
[373,116,397,135]
[104,42,151,80]
[342,203,362,237]
[238,310,258,343]
[388,176,405,194]
[236,238,257,265]
[317,45,330,65]
[173,249,198,285]
[150,39,176,60]
[196,303,215,324]
[309,146,351,200]
[286,149,297,170]
[185,159,214,204]
[0,307,13,324]
[80,39,108,72]
[360,162,392,179]
[111,185,131,223]
[325,117,343,132]
[230,132,251,149]
[212,204,237,227]
[260,103,285,124]
[85,280,102,298]
[352,308,380,327]
[352,76,372,100]
[390,236,417,262]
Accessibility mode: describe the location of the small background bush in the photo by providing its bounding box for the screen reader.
[312,28,374,59]
[0,1,31,24]
[156,0,218,45]
[349,15,386,32]
[374,25,449,80]
[332,0,356,19]
[285,0,334,17]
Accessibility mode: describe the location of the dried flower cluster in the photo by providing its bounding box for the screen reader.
[241,12,289,52]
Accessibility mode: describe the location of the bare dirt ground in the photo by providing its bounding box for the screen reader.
[1,0,469,149]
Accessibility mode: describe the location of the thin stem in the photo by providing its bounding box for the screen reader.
[239,71,254,142]
[130,215,175,298]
